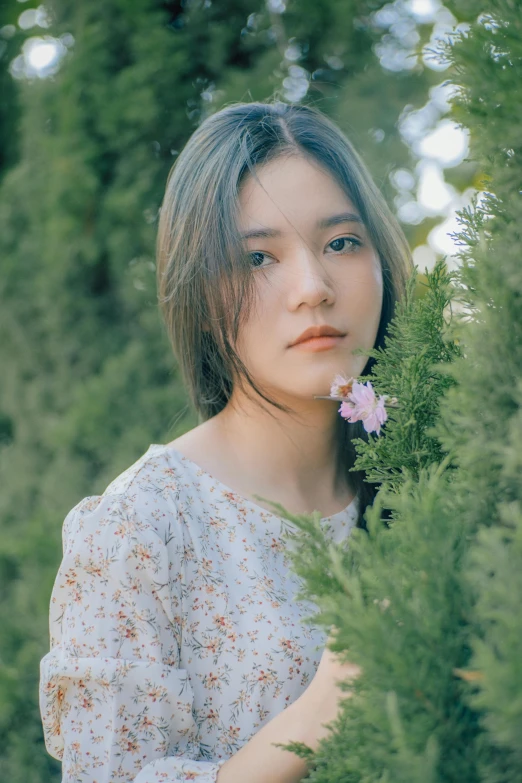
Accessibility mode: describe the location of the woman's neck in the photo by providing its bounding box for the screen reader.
[170,391,354,517]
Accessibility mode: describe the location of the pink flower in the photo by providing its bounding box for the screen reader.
[330,374,356,399]
[338,380,388,435]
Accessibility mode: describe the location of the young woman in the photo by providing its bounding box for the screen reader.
[39,101,412,783]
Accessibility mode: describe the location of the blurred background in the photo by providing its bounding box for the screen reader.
[0,0,479,779]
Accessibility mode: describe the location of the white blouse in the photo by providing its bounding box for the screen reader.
[39,443,359,782]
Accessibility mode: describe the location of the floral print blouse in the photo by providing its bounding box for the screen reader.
[39,443,359,782]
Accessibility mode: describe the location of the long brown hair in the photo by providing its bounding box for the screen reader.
[156,100,413,528]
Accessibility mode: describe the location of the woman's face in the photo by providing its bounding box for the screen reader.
[234,153,383,403]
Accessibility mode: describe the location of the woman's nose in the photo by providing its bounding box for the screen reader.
[285,249,335,310]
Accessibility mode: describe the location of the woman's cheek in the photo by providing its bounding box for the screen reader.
[345,265,383,349]
[235,318,273,380]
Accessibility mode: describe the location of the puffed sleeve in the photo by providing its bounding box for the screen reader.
[39,492,226,783]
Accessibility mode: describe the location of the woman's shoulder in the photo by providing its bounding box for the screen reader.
[63,443,192,548]
[102,442,174,496]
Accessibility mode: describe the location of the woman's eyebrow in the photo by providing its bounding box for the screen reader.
[239,212,364,240]
[317,212,364,229]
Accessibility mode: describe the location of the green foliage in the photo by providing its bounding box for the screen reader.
[433,4,522,778]
[350,259,461,495]
[267,463,479,783]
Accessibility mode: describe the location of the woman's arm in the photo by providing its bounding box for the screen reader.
[216,647,361,783]
[215,693,310,783]
[39,493,225,783]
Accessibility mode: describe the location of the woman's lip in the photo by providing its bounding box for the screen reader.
[290,335,346,351]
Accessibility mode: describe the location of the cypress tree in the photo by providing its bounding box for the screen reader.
[437,1,522,776]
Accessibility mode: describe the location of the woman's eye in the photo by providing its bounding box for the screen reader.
[250,251,269,268]
[328,236,362,253]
